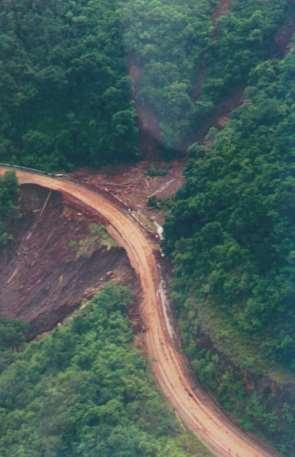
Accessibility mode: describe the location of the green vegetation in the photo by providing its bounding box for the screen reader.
[192,0,294,132]
[145,164,169,177]
[1,0,292,167]
[0,317,28,373]
[122,0,216,154]
[0,284,212,457]
[0,0,139,171]
[0,318,28,352]
[0,171,19,247]
[147,196,161,209]
[122,0,292,155]
[164,48,295,454]
[1,0,294,454]
[69,223,117,259]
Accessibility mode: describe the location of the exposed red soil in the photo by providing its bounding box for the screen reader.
[212,0,231,24]
[71,159,185,226]
[0,185,136,337]
[0,159,184,338]
[129,0,233,160]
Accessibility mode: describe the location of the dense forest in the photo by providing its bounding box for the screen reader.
[122,0,294,155]
[0,285,211,457]
[0,0,139,170]
[0,171,19,247]
[164,43,295,455]
[1,0,294,167]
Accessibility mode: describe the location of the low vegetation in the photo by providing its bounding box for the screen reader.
[69,223,117,259]
[1,0,292,167]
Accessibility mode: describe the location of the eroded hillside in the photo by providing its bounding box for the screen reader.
[0,185,136,337]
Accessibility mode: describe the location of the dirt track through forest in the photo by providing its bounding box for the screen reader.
[0,167,281,457]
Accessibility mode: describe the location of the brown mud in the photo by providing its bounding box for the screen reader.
[0,185,136,337]
[71,159,185,226]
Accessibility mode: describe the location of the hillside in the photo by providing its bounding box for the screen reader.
[0,183,135,337]
[0,285,211,457]
[165,40,295,455]
[0,0,139,170]
[0,0,294,456]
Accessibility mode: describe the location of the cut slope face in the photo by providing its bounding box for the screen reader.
[0,185,134,337]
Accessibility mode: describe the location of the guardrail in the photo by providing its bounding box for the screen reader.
[0,163,56,177]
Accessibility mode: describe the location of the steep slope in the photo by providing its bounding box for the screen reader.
[0,166,281,457]
[0,184,135,337]
[164,47,295,455]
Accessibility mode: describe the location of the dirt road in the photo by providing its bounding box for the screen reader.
[0,167,281,457]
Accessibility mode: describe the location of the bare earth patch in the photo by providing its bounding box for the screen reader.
[71,159,185,227]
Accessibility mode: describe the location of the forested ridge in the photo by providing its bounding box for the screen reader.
[0,0,139,170]
[0,285,211,457]
[165,43,295,455]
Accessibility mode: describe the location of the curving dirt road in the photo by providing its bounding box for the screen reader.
[0,167,281,457]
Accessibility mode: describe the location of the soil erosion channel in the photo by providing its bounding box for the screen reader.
[0,167,280,457]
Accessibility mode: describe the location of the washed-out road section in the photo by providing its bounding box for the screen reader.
[0,167,280,457]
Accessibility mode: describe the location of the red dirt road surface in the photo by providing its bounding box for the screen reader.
[0,167,281,457]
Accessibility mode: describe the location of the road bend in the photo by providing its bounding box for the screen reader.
[0,167,281,457]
